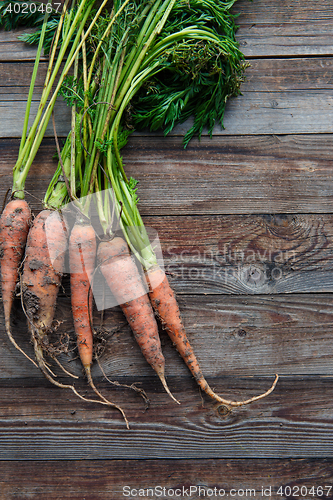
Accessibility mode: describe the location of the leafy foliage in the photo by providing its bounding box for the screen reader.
[59,76,86,109]
[131,0,247,146]
[18,17,63,54]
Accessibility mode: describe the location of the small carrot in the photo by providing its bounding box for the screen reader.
[69,220,129,423]
[0,198,33,362]
[69,220,96,382]
[146,266,279,409]
[97,236,179,404]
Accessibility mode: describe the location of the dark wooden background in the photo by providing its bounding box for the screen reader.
[1,0,333,498]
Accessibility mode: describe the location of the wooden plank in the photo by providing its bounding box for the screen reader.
[2,56,333,137]
[0,376,333,459]
[234,0,333,57]
[172,90,333,136]
[145,213,333,294]
[2,294,333,380]
[2,0,333,61]
[1,458,332,498]
[2,134,333,215]
[3,88,332,137]
[3,57,333,91]
[0,29,43,61]
[0,96,71,137]
[122,134,333,215]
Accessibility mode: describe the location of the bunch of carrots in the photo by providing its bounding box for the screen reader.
[0,0,278,427]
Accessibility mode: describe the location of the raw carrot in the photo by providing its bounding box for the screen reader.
[97,236,179,404]
[0,198,33,361]
[146,266,279,408]
[69,220,96,382]
[69,220,129,424]
[22,209,68,373]
[21,211,128,424]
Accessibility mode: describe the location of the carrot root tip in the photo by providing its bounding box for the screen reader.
[5,320,38,368]
[84,364,130,429]
[158,372,180,405]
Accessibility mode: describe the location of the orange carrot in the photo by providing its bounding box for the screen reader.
[20,211,128,423]
[0,199,32,361]
[97,237,178,403]
[146,266,278,408]
[22,210,68,372]
[69,221,96,382]
[69,222,129,424]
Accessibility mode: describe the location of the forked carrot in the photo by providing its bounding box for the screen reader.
[97,236,179,404]
[0,198,34,362]
[69,221,129,422]
[146,266,279,408]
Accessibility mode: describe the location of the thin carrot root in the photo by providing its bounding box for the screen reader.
[97,237,179,404]
[33,335,129,427]
[52,355,79,379]
[85,362,129,427]
[146,266,279,410]
[97,358,150,408]
[0,199,34,362]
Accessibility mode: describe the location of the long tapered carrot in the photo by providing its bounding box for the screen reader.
[69,220,96,378]
[97,236,179,404]
[0,199,35,363]
[69,221,129,423]
[146,266,278,408]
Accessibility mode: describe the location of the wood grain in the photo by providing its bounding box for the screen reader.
[0,376,333,459]
[2,294,333,380]
[3,57,333,91]
[1,458,332,499]
[2,135,333,215]
[2,0,333,60]
[145,213,333,294]
[0,28,43,61]
[2,56,333,137]
[234,0,333,57]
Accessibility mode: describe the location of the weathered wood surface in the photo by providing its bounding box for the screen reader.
[2,0,333,61]
[2,135,333,215]
[233,0,333,57]
[1,459,333,499]
[2,293,333,380]
[2,56,333,137]
[1,0,333,489]
[1,375,333,459]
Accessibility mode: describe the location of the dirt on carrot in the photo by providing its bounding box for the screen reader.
[69,221,129,423]
[97,236,179,404]
[22,210,68,363]
[0,198,32,360]
[69,220,96,376]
